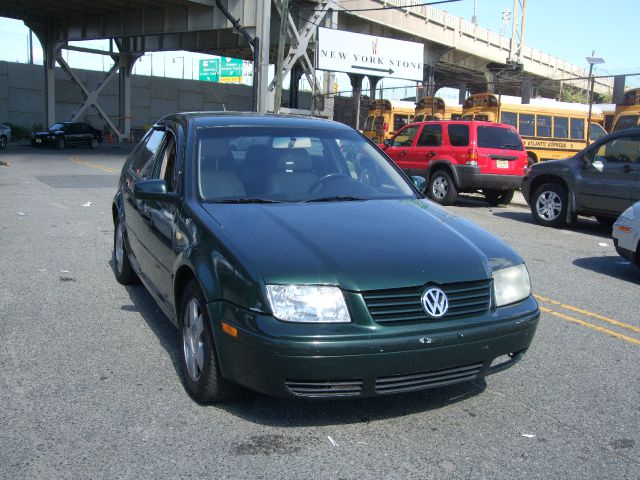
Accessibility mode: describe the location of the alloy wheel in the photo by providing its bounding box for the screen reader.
[535,191,562,221]
[183,298,205,382]
[432,176,448,200]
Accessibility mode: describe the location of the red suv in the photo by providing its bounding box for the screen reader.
[381,120,527,206]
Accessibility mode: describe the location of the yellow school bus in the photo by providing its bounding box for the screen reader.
[612,89,640,131]
[596,104,616,132]
[412,96,462,122]
[461,93,608,164]
[362,99,416,144]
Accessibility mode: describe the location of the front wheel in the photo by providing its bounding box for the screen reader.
[531,183,568,228]
[483,189,515,206]
[0,135,6,150]
[90,138,98,149]
[56,138,65,150]
[179,280,238,403]
[428,170,458,206]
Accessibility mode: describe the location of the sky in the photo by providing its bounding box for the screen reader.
[0,0,636,97]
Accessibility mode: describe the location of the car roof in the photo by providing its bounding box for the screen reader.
[163,112,353,131]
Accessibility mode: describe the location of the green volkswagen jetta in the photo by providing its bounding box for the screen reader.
[112,112,539,403]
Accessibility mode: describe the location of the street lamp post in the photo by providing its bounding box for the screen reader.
[586,52,605,144]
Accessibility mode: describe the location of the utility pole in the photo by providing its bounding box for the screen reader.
[586,52,605,145]
[274,0,290,113]
[472,0,478,25]
[507,0,527,67]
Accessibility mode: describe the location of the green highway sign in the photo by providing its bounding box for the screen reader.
[199,59,220,82]
[220,57,243,83]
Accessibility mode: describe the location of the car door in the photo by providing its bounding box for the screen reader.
[383,124,420,174]
[123,128,167,283]
[138,128,180,305]
[64,123,81,144]
[406,123,445,176]
[78,123,93,145]
[578,135,640,215]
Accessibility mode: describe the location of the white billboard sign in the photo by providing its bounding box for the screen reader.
[316,27,424,81]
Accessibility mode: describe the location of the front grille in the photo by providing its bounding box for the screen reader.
[362,280,491,323]
[285,379,363,397]
[375,363,483,394]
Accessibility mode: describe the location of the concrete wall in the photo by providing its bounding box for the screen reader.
[0,61,311,132]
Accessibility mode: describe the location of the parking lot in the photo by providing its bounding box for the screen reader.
[1,144,638,479]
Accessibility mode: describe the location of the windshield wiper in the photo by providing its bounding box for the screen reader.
[302,195,366,203]
[211,198,282,204]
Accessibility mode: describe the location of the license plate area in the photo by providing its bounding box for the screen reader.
[496,160,509,169]
[35,138,41,143]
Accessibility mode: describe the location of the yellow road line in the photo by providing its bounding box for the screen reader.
[535,294,640,335]
[70,157,120,174]
[539,307,640,346]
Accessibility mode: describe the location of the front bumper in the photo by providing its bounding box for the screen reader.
[454,165,523,190]
[208,296,539,398]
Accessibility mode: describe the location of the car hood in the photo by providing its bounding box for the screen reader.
[33,130,62,136]
[201,199,522,292]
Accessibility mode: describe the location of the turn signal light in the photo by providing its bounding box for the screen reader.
[222,322,238,337]
[616,225,633,233]
[466,148,478,165]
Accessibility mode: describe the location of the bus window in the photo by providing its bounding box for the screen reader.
[570,118,585,139]
[613,115,640,132]
[393,114,410,132]
[363,115,375,131]
[474,114,489,121]
[554,117,569,139]
[450,114,462,120]
[417,124,443,146]
[413,114,424,123]
[589,123,607,142]
[537,115,552,137]
[519,113,535,136]
[501,111,517,127]
[448,124,469,146]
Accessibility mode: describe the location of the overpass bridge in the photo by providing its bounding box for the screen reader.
[0,0,611,139]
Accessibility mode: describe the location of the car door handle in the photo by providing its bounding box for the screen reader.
[620,164,633,173]
[400,150,407,157]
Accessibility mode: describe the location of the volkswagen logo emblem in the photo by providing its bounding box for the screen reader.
[421,287,448,318]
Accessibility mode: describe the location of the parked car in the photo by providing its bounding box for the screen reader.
[522,128,640,228]
[380,120,527,206]
[112,112,539,403]
[612,201,640,267]
[31,122,102,149]
[0,123,11,149]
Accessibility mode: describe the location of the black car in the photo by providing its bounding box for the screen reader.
[31,122,103,149]
[522,128,640,228]
[112,112,538,403]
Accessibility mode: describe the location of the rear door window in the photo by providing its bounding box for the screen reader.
[477,126,524,150]
[447,124,469,146]
[417,124,443,146]
[519,114,535,137]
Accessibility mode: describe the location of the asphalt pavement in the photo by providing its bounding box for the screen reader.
[0,144,638,479]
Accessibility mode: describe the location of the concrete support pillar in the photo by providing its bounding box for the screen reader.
[256,0,272,112]
[522,79,532,104]
[348,74,364,130]
[288,66,304,109]
[422,65,436,97]
[458,84,467,105]
[43,40,62,127]
[484,71,495,93]
[118,52,139,139]
[367,76,381,100]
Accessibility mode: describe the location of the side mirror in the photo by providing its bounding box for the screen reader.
[383,138,392,148]
[134,179,178,203]
[411,175,427,193]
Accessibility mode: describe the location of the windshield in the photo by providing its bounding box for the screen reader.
[196,126,417,203]
[49,123,64,130]
[363,115,375,131]
[477,126,524,150]
[613,115,640,132]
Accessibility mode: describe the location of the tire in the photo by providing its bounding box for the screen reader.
[113,219,139,285]
[531,183,568,228]
[428,170,458,206]
[527,153,538,167]
[0,135,6,150]
[595,215,615,227]
[90,138,98,149]
[179,280,238,404]
[483,189,515,206]
[56,137,65,150]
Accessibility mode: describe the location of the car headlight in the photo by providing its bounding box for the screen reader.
[492,264,531,307]
[266,285,351,323]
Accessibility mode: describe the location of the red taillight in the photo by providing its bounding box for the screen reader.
[466,148,478,165]
[383,122,389,132]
